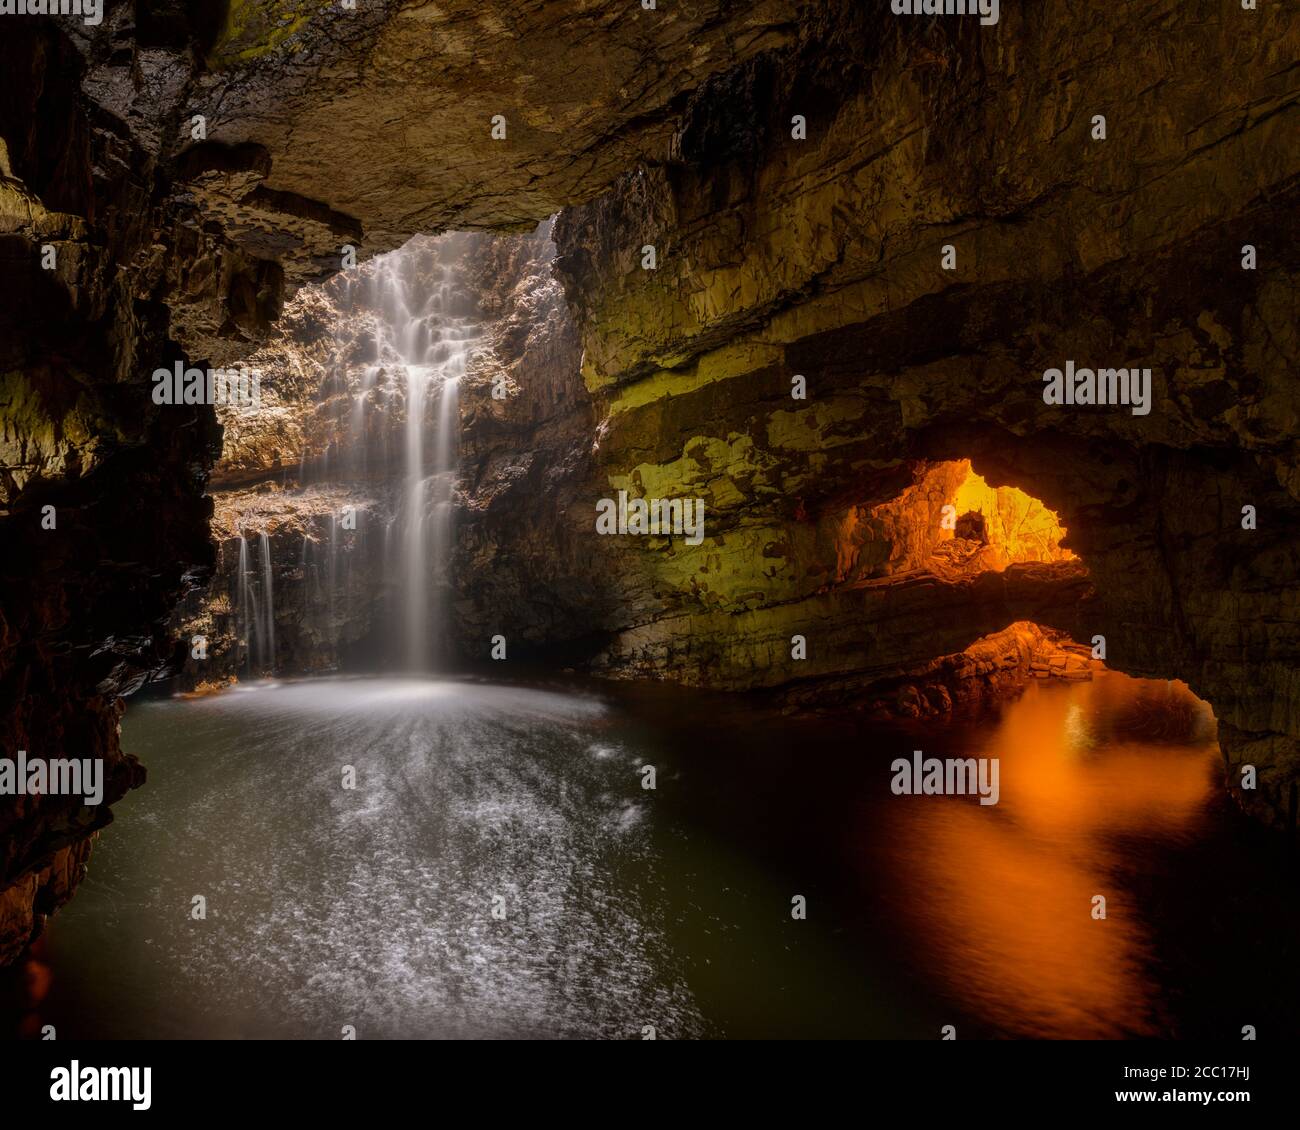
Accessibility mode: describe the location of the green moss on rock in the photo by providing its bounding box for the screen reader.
[209,0,316,69]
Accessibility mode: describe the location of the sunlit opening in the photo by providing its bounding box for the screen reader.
[939,460,1076,571]
[831,458,1081,586]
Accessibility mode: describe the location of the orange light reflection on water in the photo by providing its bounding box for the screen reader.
[876,672,1218,1038]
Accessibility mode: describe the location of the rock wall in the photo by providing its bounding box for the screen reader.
[543,1,1300,827]
[0,20,220,964]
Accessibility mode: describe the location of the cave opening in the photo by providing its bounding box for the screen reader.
[939,460,1077,572]
[827,455,1081,595]
[813,458,1211,736]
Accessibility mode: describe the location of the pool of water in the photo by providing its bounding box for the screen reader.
[5,671,1298,1039]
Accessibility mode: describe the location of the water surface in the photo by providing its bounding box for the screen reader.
[6,672,1297,1039]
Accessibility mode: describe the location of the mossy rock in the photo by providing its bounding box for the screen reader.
[209,0,317,69]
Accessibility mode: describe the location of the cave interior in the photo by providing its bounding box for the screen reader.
[0,0,1296,1034]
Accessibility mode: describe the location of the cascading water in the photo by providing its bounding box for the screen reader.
[235,534,254,672]
[327,510,338,650]
[232,530,277,675]
[209,230,565,683]
[424,370,459,667]
[259,531,275,671]
[355,237,478,671]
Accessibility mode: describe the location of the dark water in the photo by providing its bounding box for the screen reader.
[5,672,1298,1039]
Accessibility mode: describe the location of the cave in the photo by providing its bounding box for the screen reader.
[1,1,1298,1053]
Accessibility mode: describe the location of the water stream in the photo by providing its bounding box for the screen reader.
[362,238,477,672]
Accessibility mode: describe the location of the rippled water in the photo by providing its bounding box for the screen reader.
[6,673,1298,1039]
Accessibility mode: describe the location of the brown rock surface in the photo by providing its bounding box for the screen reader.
[546,1,1300,828]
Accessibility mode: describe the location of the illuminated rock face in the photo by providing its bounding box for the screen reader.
[823,460,1074,586]
[943,463,1076,572]
[543,3,1300,830]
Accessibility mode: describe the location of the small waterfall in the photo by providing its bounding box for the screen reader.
[350,365,380,477]
[368,238,478,671]
[327,510,339,648]
[279,231,516,674]
[259,531,275,672]
[232,530,277,675]
[300,533,313,644]
[235,534,258,674]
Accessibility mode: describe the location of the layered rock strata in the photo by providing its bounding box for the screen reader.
[542,2,1300,828]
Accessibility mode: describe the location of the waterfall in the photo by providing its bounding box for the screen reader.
[232,530,278,675]
[427,372,459,664]
[351,364,380,477]
[327,510,339,649]
[300,534,313,645]
[397,367,460,669]
[277,232,489,674]
[235,534,258,674]
[366,238,478,671]
[401,365,431,671]
[259,531,276,672]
